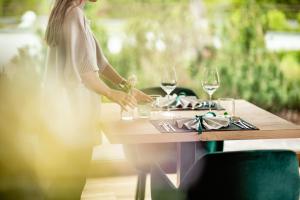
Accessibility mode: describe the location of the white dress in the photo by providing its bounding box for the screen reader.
[43,5,108,146]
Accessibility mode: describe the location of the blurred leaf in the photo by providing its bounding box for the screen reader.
[280,53,300,81]
[267,9,288,31]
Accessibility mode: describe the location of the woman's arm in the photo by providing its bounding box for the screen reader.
[94,38,125,85]
[93,37,152,103]
[101,63,126,85]
[101,64,152,103]
[81,71,137,110]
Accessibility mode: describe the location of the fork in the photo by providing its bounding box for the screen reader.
[165,122,176,132]
[231,117,251,129]
[159,122,170,132]
[235,118,254,129]
[239,119,256,129]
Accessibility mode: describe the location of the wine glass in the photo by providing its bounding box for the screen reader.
[160,67,177,113]
[201,67,220,112]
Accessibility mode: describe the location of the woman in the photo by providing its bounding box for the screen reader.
[44,0,151,199]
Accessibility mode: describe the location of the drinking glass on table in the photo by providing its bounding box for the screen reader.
[218,98,235,117]
[160,67,177,114]
[201,67,220,112]
[149,95,162,119]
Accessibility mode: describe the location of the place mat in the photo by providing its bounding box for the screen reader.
[150,118,259,133]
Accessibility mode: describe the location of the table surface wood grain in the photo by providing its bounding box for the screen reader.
[100,100,300,144]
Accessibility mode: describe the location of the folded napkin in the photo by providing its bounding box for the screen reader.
[157,94,177,107]
[156,94,210,109]
[175,96,199,109]
[176,113,230,133]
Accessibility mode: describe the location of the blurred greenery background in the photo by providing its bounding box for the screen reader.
[0,0,299,116]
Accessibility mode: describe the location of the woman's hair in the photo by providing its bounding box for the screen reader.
[45,0,82,46]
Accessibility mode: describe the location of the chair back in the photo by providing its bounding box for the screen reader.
[181,150,300,200]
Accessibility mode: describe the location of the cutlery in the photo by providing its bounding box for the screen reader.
[238,120,252,129]
[165,122,176,132]
[159,122,170,132]
[231,117,251,130]
[159,122,168,132]
[240,120,256,129]
[164,122,173,132]
[232,121,247,129]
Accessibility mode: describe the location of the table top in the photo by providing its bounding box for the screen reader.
[100,100,300,144]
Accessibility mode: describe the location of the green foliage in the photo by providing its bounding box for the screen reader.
[89,0,300,111]
[89,3,199,89]
[0,0,48,16]
[265,9,300,32]
[205,0,300,31]
[267,9,288,31]
[212,1,300,111]
[279,52,300,81]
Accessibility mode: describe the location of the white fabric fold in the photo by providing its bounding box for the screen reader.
[157,94,177,107]
[156,94,201,109]
[176,116,230,131]
[175,96,199,109]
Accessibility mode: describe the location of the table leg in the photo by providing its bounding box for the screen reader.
[176,142,196,186]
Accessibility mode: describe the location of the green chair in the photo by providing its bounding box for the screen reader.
[124,87,223,200]
[151,150,300,200]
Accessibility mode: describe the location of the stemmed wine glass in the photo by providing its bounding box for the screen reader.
[160,67,177,113]
[201,67,220,112]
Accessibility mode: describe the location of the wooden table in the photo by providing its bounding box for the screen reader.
[100,100,300,184]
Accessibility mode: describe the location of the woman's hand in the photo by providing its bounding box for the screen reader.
[132,88,152,103]
[107,89,137,110]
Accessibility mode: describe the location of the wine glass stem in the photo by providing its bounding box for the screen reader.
[167,93,170,112]
[209,94,212,112]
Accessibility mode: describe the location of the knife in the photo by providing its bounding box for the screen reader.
[159,122,169,132]
[232,122,248,129]
[240,120,256,129]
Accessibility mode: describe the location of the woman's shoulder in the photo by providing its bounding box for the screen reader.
[64,6,85,25]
